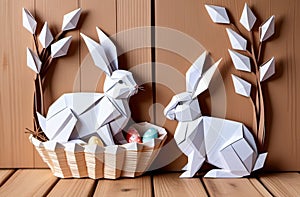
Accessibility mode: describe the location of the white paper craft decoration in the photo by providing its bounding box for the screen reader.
[260,57,275,82]
[231,74,251,97]
[39,22,54,48]
[228,49,251,72]
[51,36,72,58]
[240,3,257,31]
[27,48,42,74]
[62,8,82,31]
[226,28,247,51]
[260,15,275,42]
[37,27,138,145]
[22,8,37,34]
[164,51,267,178]
[205,5,230,24]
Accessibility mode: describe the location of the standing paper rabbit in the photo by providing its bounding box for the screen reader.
[164,51,267,178]
[37,27,138,145]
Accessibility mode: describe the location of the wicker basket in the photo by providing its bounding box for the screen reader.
[30,122,167,179]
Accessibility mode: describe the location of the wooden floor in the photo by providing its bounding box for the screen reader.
[0,170,299,197]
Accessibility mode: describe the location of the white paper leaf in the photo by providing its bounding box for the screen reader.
[51,36,72,58]
[27,48,42,73]
[228,49,251,72]
[260,57,275,82]
[205,5,230,24]
[192,58,222,99]
[80,33,112,76]
[22,8,37,34]
[61,8,82,31]
[96,27,118,70]
[226,28,247,51]
[240,3,257,31]
[39,22,54,48]
[260,15,275,42]
[231,75,251,97]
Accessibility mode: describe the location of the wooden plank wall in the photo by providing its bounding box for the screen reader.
[0,0,299,171]
[154,0,300,171]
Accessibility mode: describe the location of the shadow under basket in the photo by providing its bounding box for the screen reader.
[29,122,167,179]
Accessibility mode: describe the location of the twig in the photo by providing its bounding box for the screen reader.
[33,34,40,57]
[38,74,44,115]
[230,23,242,35]
[257,42,262,63]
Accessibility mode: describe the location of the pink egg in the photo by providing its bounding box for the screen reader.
[126,128,142,143]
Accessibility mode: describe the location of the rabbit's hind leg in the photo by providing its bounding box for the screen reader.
[204,144,250,178]
[179,150,205,178]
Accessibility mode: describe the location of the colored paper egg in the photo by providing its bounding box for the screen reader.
[142,128,158,143]
[88,136,104,147]
[126,128,142,143]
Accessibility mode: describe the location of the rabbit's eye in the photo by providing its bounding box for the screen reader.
[118,80,123,84]
[178,101,183,105]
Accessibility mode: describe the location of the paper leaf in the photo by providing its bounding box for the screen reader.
[260,57,275,82]
[96,27,118,70]
[61,8,82,31]
[80,33,112,76]
[240,3,257,31]
[228,49,251,72]
[231,74,251,97]
[205,5,230,24]
[27,48,42,73]
[22,8,37,34]
[51,36,72,58]
[186,51,207,93]
[260,15,275,42]
[192,58,222,99]
[226,28,247,51]
[39,22,53,48]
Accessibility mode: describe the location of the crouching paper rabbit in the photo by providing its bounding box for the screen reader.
[164,51,267,178]
[37,27,138,145]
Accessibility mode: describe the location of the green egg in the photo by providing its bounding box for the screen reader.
[142,128,158,143]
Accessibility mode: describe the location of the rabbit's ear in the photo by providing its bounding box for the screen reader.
[80,33,113,76]
[192,58,222,99]
[186,51,207,93]
[96,27,118,71]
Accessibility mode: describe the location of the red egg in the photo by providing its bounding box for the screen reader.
[126,128,142,143]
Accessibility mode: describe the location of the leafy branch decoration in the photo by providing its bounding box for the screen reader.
[205,4,276,150]
[23,8,82,141]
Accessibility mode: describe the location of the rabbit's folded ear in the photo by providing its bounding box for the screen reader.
[192,58,222,99]
[96,27,118,71]
[186,51,207,93]
[80,33,113,76]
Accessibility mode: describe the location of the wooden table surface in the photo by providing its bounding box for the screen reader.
[0,170,299,197]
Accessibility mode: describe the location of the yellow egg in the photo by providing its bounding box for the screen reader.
[88,136,104,147]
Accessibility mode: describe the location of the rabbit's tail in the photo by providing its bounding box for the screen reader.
[253,152,268,171]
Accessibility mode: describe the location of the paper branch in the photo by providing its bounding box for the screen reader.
[260,57,275,82]
[240,3,256,31]
[205,5,230,24]
[260,15,275,42]
[27,48,42,74]
[226,28,247,51]
[22,8,37,34]
[228,49,251,72]
[231,74,251,97]
[62,8,82,31]
[51,36,72,58]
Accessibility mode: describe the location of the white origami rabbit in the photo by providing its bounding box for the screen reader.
[37,27,138,145]
[164,51,267,178]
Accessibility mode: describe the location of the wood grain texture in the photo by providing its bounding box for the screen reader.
[0,0,35,167]
[153,173,207,197]
[249,178,273,197]
[203,178,266,197]
[155,0,300,171]
[259,173,300,197]
[117,0,153,123]
[94,176,152,197]
[0,169,15,186]
[48,178,96,197]
[0,169,57,197]
[33,0,80,167]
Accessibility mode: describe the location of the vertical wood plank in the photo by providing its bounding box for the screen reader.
[0,169,58,196]
[47,178,96,197]
[94,176,152,197]
[203,178,266,197]
[259,173,300,197]
[0,0,35,167]
[79,0,116,92]
[116,0,153,123]
[249,178,273,197]
[153,173,208,197]
[34,0,80,167]
[0,169,15,186]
